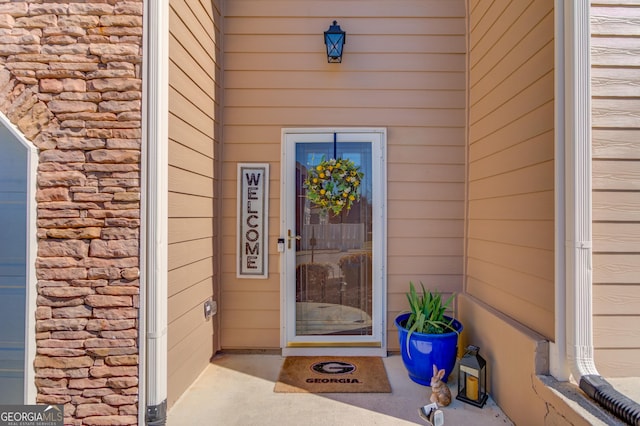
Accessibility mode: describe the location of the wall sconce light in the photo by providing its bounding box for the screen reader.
[324,20,346,63]
[456,345,488,408]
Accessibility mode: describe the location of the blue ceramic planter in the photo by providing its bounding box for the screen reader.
[395,312,463,386]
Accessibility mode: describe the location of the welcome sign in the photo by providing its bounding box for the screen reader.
[237,163,269,278]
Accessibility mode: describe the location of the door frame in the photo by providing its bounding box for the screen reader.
[0,112,37,403]
[280,128,387,356]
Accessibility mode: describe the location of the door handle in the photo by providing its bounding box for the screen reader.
[287,229,301,249]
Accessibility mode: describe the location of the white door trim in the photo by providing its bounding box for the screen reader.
[0,112,37,403]
[280,128,387,357]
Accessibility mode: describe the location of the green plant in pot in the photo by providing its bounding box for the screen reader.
[395,281,463,386]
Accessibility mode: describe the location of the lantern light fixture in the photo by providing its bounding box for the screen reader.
[456,345,488,408]
[324,20,346,63]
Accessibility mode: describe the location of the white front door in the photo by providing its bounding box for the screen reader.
[281,128,386,356]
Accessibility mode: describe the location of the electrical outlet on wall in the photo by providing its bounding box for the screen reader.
[204,298,217,320]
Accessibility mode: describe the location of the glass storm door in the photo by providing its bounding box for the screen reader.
[281,129,386,355]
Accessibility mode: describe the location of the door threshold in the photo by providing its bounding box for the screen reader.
[282,346,387,357]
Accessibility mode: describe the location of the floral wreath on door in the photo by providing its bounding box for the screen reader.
[303,156,364,215]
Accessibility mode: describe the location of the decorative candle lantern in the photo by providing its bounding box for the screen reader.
[456,345,488,408]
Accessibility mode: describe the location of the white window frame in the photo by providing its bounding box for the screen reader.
[0,112,38,403]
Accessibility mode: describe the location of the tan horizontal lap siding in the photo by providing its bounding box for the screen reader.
[222,0,466,351]
[466,0,555,339]
[167,0,221,407]
[591,1,640,377]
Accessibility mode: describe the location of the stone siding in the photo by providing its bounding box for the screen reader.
[0,2,143,425]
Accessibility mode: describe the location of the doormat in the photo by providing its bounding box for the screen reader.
[274,356,391,393]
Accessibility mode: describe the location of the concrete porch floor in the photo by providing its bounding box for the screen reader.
[167,353,514,425]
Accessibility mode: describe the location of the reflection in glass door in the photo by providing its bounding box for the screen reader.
[282,129,386,355]
[295,142,372,336]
